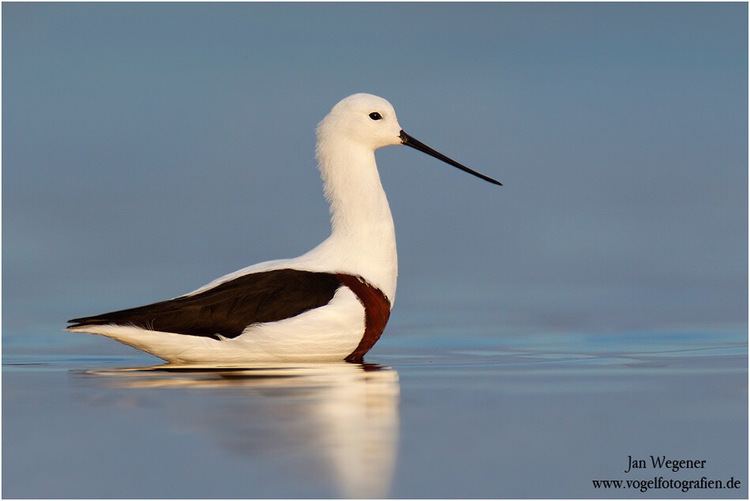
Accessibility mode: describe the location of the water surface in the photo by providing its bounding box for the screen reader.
[3,329,746,498]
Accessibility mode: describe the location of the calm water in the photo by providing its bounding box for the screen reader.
[3,329,747,498]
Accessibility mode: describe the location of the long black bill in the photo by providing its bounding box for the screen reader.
[400,130,502,186]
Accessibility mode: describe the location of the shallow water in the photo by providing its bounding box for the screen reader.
[3,329,747,498]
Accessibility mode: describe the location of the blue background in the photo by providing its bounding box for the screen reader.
[4,2,747,352]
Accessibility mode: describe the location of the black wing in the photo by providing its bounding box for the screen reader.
[68,269,343,339]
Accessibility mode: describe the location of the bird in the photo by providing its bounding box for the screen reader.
[67,93,501,364]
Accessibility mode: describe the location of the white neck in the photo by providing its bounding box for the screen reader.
[311,136,398,302]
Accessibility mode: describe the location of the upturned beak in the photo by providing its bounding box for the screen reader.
[399,130,502,186]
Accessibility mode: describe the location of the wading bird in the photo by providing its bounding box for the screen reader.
[68,93,501,363]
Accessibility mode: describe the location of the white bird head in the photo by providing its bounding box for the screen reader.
[318,93,403,149]
[317,93,502,186]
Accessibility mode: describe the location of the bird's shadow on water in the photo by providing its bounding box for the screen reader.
[71,361,400,498]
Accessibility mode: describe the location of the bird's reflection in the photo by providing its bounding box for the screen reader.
[81,362,399,498]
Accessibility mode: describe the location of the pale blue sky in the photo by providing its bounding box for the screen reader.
[4,3,747,351]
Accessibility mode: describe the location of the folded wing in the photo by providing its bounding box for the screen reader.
[68,269,343,340]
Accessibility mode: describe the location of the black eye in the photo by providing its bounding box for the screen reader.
[369,112,383,121]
